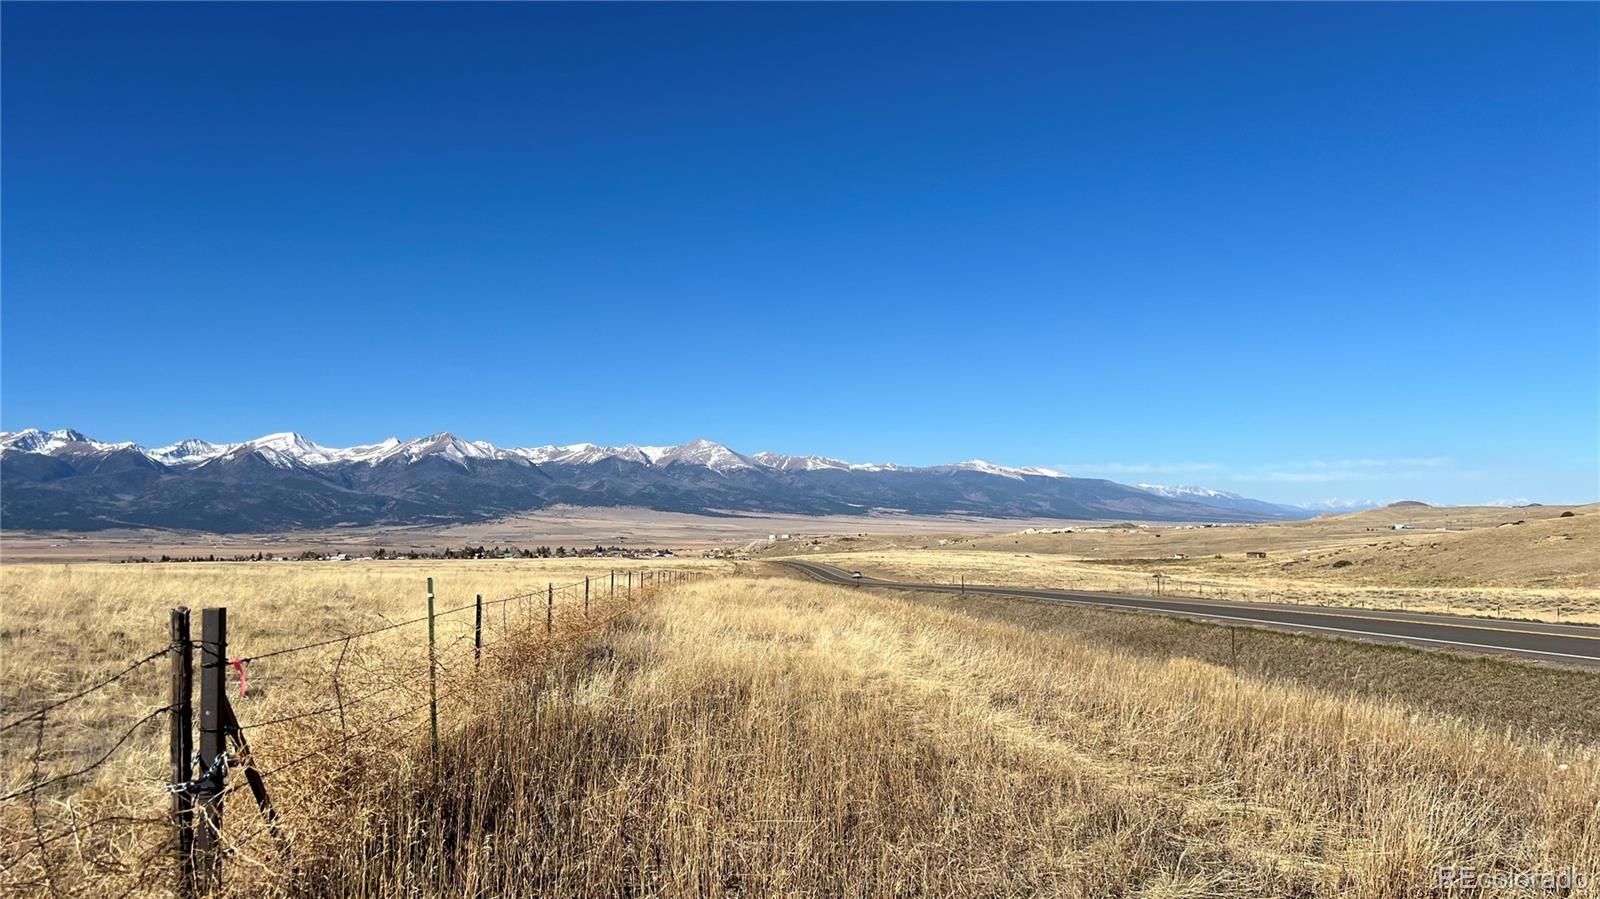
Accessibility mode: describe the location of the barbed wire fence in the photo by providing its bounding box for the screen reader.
[0,566,704,897]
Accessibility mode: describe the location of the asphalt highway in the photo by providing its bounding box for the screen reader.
[778,559,1600,668]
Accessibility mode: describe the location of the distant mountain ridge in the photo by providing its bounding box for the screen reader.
[0,428,1312,533]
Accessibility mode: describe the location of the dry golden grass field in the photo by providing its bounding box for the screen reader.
[0,558,724,896]
[2,558,1597,897]
[768,503,1600,624]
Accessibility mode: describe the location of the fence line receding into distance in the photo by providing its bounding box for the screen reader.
[0,566,703,897]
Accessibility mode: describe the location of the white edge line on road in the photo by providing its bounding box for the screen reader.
[1115,607,1600,663]
[790,563,1600,663]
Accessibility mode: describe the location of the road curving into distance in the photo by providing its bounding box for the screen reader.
[777,559,1600,668]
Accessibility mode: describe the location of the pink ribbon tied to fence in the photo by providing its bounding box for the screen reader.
[228,657,249,696]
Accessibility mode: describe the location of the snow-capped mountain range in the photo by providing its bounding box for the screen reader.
[3,428,1068,479]
[0,428,1311,533]
[1292,498,1390,513]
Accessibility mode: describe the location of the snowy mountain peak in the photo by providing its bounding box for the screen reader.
[1136,483,1243,500]
[752,451,852,472]
[339,437,405,464]
[656,439,755,472]
[948,460,1066,480]
[150,439,237,466]
[197,442,311,471]
[397,432,512,466]
[247,432,345,465]
[1,428,74,453]
[1,428,137,456]
[1295,498,1388,512]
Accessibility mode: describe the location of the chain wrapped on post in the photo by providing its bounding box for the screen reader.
[164,747,232,798]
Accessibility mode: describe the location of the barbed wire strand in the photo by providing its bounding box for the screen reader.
[0,814,170,870]
[0,706,173,804]
[0,644,171,733]
[236,680,412,732]
[0,569,695,891]
[227,575,628,665]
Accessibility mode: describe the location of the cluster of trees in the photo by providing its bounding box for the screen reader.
[120,544,674,563]
[120,552,280,563]
[405,544,664,560]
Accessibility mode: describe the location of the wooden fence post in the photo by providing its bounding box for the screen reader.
[584,577,590,617]
[628,570,632,596]
[426,578,439,780]
[610,569,615,598]
[474,594,483,668]
[169,608,194,896]
[195,608,227,895]
[546,583,553,634]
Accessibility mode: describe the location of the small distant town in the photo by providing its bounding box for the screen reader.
[117,544,677,564]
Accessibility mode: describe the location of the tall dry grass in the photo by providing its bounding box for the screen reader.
[282,577,1599,897]
[0,559,722,896]
[2,565,1595,897]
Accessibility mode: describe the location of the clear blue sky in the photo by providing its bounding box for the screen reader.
[3,3,1596,506]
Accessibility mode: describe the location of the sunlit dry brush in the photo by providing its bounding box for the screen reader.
[0,559,724,897]
[301,576,1595,898]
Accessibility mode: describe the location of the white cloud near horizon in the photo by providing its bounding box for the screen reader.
[1055,462,1226,476]
[1048,452,1592,507]
[1051,456,1486,504]
[1054,457,1452,481]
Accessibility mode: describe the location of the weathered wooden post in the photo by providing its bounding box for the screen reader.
[169,607,194,895]
[584,576,590,617]
[426,578,439,779]
[195,608,227,894]
[474,593,483,668]
[628,570,632,596]
[546,583,553,634]
[610,569,615,598]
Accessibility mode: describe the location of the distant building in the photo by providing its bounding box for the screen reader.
[1393,523,1414,530]
[1246,551,1268,559]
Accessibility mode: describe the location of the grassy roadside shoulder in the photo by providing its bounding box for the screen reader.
[772,565,1600,745]
[313,573,1596,898]
[784,548,1600,624]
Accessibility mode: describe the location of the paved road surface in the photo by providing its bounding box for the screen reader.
[778,560,1600,668]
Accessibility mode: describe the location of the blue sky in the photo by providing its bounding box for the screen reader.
[3,3,1596,506]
